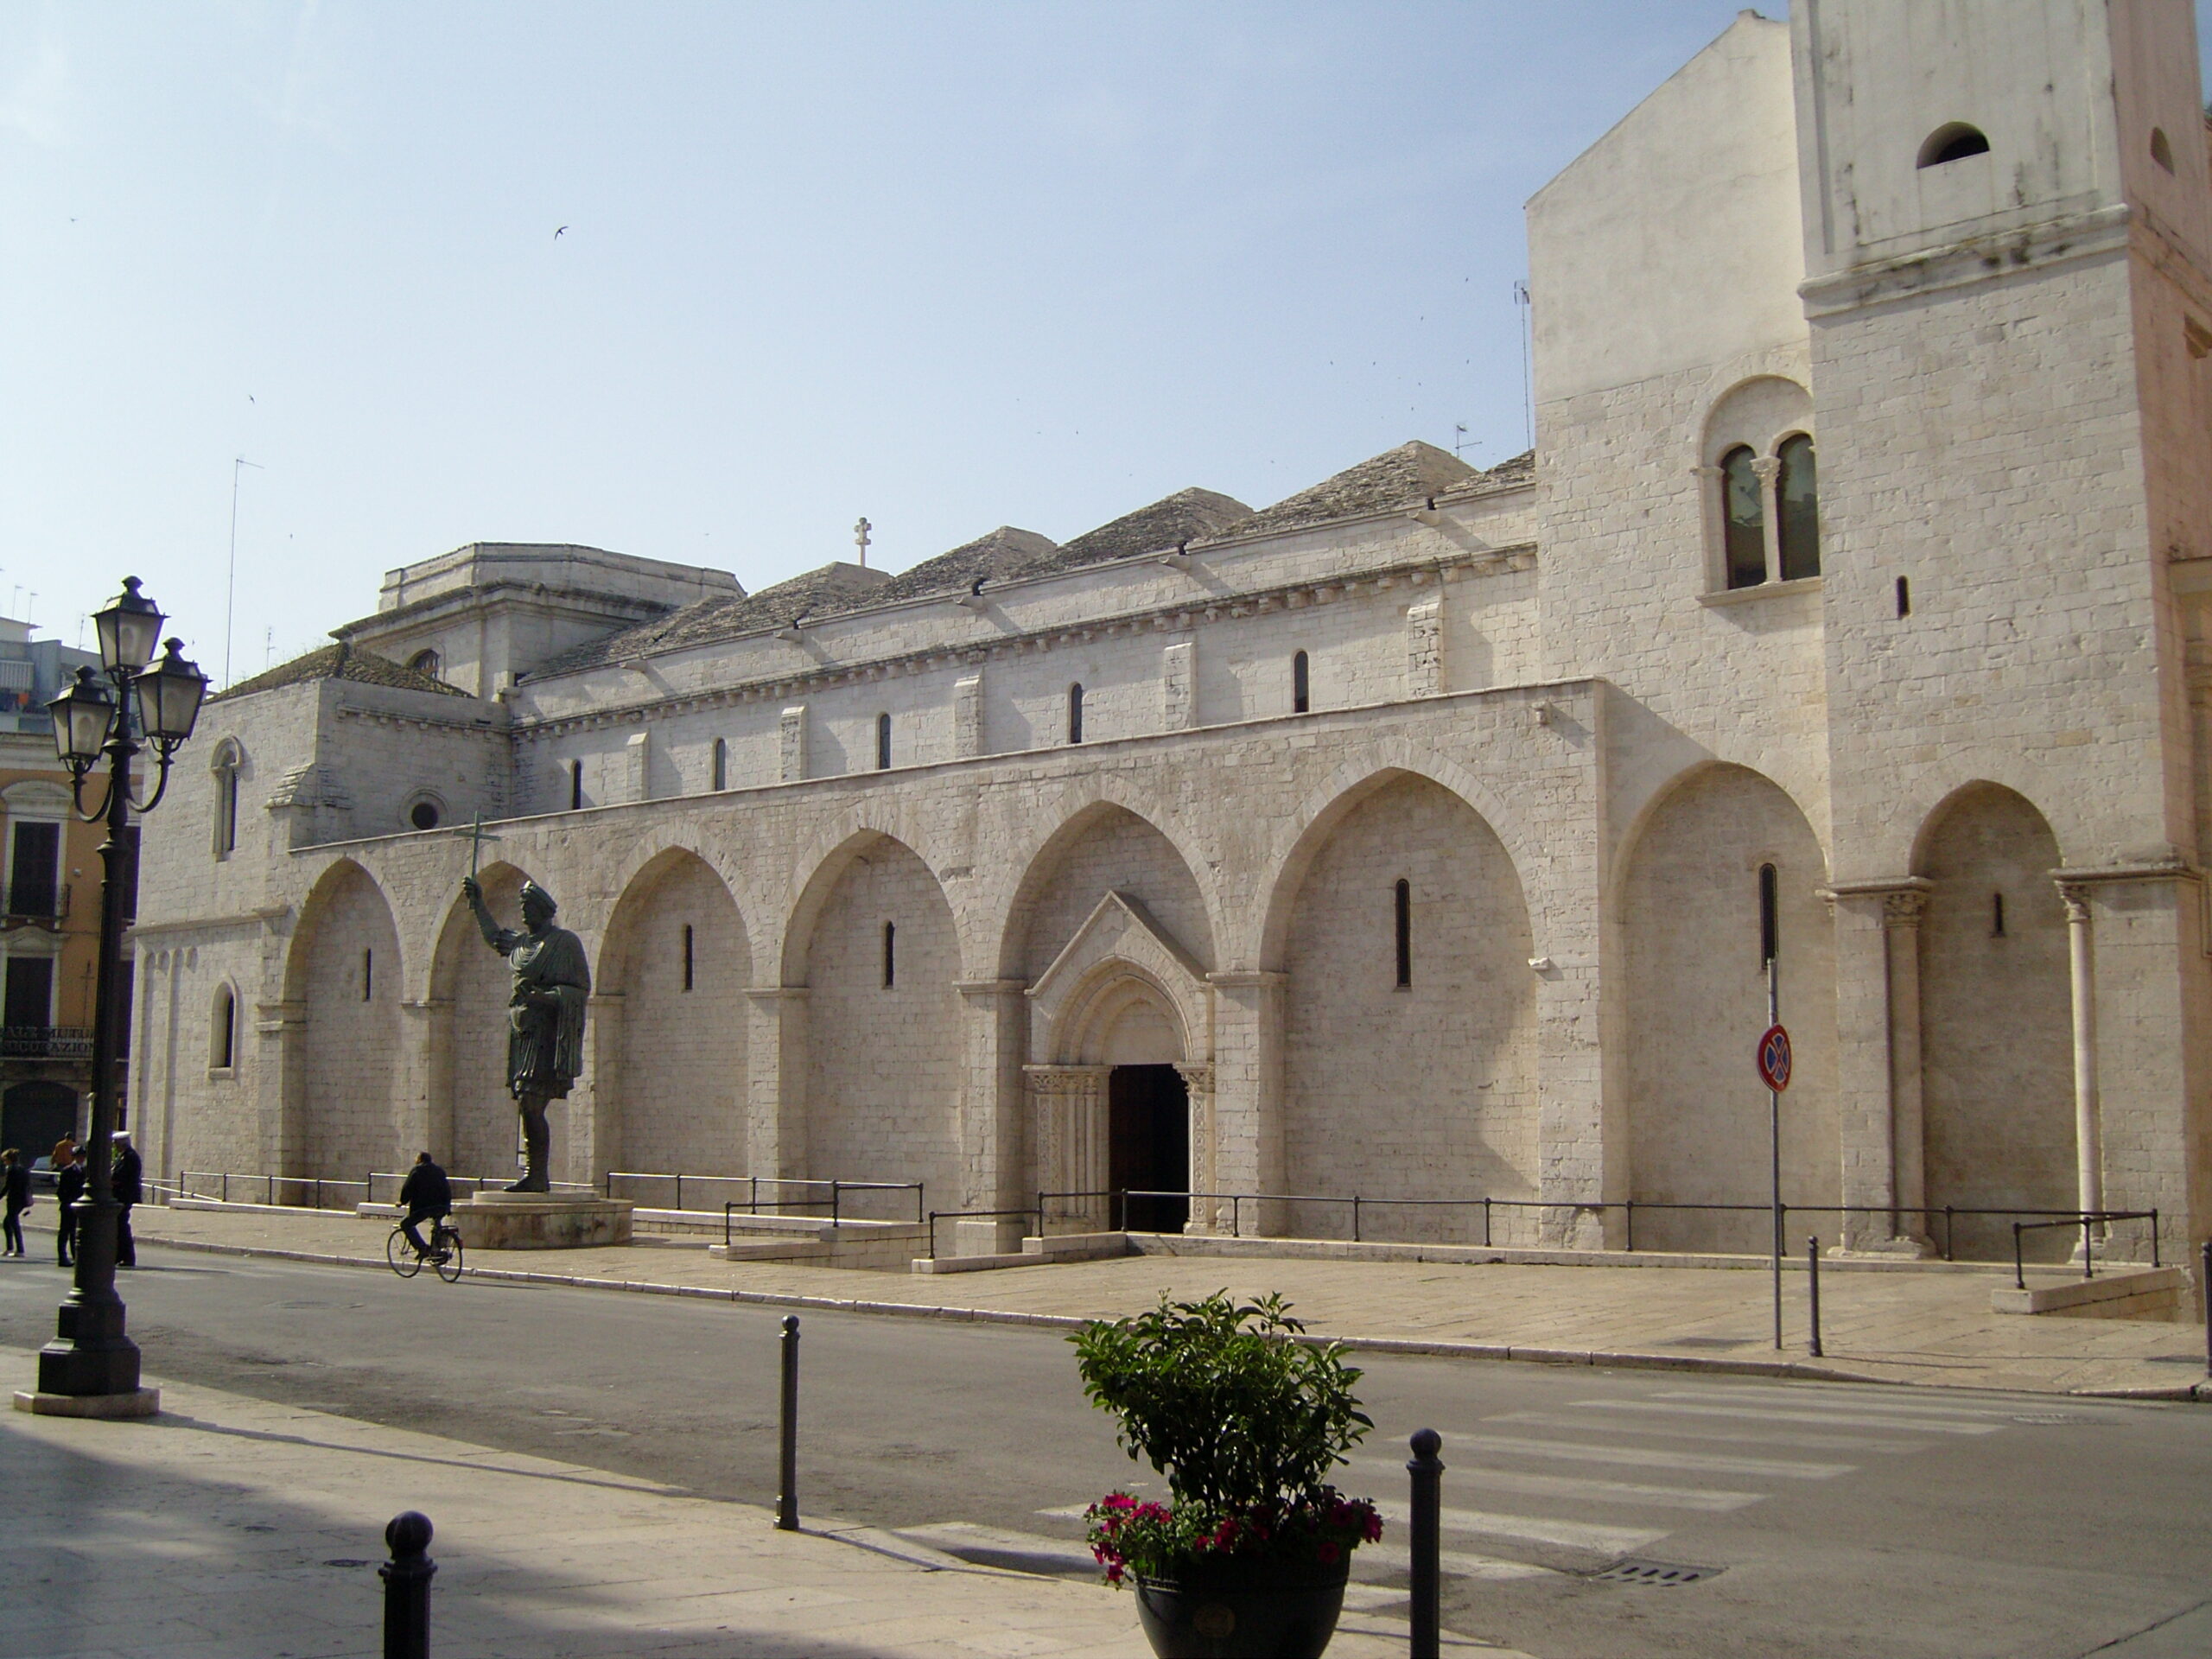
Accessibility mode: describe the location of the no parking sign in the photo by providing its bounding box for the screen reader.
[1757,1023,1792,1093]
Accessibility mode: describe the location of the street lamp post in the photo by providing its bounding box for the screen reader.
[18,578,205,1416]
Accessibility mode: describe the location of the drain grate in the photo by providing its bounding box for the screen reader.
[1589,1558,1722,1587]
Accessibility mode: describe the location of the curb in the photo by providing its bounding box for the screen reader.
[127,1229,2171,1395]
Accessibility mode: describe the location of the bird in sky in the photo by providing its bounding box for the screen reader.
[554,225,569,239]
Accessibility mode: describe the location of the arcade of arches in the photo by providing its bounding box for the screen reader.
[154,764,2121,1261]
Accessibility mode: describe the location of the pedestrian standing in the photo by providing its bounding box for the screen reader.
[1,1149,29,1255]
[111,1130,142,1269]
[54,1145,84,1266]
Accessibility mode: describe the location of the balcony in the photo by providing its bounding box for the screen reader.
[1,1027,92,1061]
[3,883,66,927]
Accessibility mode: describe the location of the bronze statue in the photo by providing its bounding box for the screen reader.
[461,875,591,1192]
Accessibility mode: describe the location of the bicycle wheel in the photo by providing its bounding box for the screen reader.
[433,1225,464,1283]
[386,1225,423,1278]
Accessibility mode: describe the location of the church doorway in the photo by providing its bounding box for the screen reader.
[1109,1064,1188,1233]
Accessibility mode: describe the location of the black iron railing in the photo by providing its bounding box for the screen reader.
[1040,1185,2165,1267]
[2012,1211,2160,1288]
[925,1205,1045,1260]
[717,1178,925,1245]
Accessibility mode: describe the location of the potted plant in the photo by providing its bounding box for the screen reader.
[1071,1291,1382,1659]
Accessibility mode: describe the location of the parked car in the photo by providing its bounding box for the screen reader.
[29,1155,55,1191]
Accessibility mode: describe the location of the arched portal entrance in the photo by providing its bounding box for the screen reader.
[1109,1066,1189,1232]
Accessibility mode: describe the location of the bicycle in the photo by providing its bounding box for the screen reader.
[386,1217,465,1283]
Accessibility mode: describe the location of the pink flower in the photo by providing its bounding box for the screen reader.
[1318,1541,1340,1565]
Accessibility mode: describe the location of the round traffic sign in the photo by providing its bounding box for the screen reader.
[1757,1023,1792,1093]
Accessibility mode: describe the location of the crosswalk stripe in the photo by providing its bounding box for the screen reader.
[1346,1456,1761,1512]
[1491,1408,1927,1454]
[1581,1399,1998,1435]
[1690,1379,2133,1417]
[1033,1507,1559,1582]
[1448,1433,1853,1480]
[1374,1497,1666,1555]
[1649,1385,2070,1422]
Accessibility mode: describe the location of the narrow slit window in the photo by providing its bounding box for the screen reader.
[882,921,896,988]
[213,986,235,1071]
[1394,878,1412,988]
[1992,892,2006,938]
[1721,446,1766,589]
[1777,434,1819,581]
[363,948,374,1002]
[569,759,583,811]
[682,924,695,991]
[1068,683,1084,745]
[1758,864,1779,968]
[1293,650,1311,715]
[1896,575,1911,618]
[213,745,240,857]
[710,737,727,792]
[876,712,892,771]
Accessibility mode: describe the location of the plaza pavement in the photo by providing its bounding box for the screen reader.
[5,1336,1529,1659]
[45,1204,2212,1398]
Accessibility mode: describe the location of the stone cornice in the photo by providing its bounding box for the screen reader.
[334,702,505,736]
[2048,861,2201,888]
[514,543,1538,741]
[130,904,291,940]
[1800,203,2131,321]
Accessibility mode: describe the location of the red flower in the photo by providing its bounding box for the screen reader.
[1318,1541,1340,1565]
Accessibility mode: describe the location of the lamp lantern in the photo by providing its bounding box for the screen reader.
[134,639,208,748]
[92,576,165,674]
[47,665,115,769]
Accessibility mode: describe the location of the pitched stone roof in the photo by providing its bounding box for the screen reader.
[1048,487,1252,569]
[528,561,895,678]
[213,641,470,703]
[1229,441,1488,537]
[869,525,1061,605]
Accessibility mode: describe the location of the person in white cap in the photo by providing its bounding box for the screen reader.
[111,1130,142,1268]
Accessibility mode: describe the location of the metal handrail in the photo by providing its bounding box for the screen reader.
[2012,1210,2159,1288]
[720,1179,925,1245]
[925,1206,1045,1260]
[1040,1185,2166,1265]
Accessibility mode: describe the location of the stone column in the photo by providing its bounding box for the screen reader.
[1751,454,1783,584]
[744,987,809,1198]
[1205,971,1285,1234]
[1880,889,1930,1247]
[1173,1061,1217,1233]
[1025,1065,1109,1230]
[955,978,1027,1254]
[1821,880,1931,1253]
[569,991,623,1186]
[2057,880,2104,1229]
[257,997,306,1177]
[396,996,448,1170]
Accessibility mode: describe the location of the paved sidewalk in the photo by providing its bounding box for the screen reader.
[5,1341,1512,1659]
[60,1206,2212,1397]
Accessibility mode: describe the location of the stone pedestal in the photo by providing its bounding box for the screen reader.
[450,1192,632,1250]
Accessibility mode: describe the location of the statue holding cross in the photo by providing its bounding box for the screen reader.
[459,862,592,1193]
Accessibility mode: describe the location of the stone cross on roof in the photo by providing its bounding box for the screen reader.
[853,517,871,569]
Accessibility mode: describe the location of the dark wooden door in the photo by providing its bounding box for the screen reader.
[1108,1065,1188,1233]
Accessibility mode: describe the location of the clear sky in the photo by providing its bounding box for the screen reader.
[5,3,2208,687]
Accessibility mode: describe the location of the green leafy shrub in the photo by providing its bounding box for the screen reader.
[1071,1292,1380,1581]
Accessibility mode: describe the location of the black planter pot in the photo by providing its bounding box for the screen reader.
[1133,1554,1352,1659]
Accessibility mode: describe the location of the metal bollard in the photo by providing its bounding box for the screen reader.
[1807,1236,1823,1358]
[2202,1240,2211,1377]
[777,1314,800,1530]
[1408,1429,1443,1659]
[380,1511,435,1659]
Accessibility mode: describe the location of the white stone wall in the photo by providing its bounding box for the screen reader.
[295,861,403,1182]
[1281,776,1539,1243]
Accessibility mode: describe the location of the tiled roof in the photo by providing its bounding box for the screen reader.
[1229,441,1488,537]
[1047,487,1252,569]
[528,561,894,678]
[213,641,470,702]
[868,525,1061,605]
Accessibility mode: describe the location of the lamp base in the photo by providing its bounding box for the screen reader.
[13,1388,160,1420]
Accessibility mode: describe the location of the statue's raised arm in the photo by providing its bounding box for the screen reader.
[461,874,518,956]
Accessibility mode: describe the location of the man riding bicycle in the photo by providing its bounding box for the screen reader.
[397,1152,453,1261]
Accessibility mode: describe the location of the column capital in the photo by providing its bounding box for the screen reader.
[1749,454,1783,480]
[2057,881,2094,924]
[1173,1062,1215,1093]
[1023,1063,1109,1095]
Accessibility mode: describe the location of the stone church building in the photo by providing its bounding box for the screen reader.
[130,1,2212,1262]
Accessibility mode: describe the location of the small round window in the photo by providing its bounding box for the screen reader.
[410,800,442,831]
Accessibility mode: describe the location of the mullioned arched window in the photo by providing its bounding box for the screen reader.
[1721,446,1767,589]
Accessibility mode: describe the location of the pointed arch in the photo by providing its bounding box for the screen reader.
[1253,747,1546,971]
[285,858,404,1179]
[1912,782,2072,1261]
[429,861,534,1178]
[597,846,751,1177]
[999,800,1217,988]
[1618,762,1836,1253]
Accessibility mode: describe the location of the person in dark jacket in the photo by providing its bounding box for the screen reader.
[111,1131,143,1268]
[1,1148,29,1255]
[54,1145,84,1266]
[397,1152,453,1260]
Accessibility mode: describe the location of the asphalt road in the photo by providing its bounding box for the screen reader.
[6,1244,2212,1659]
